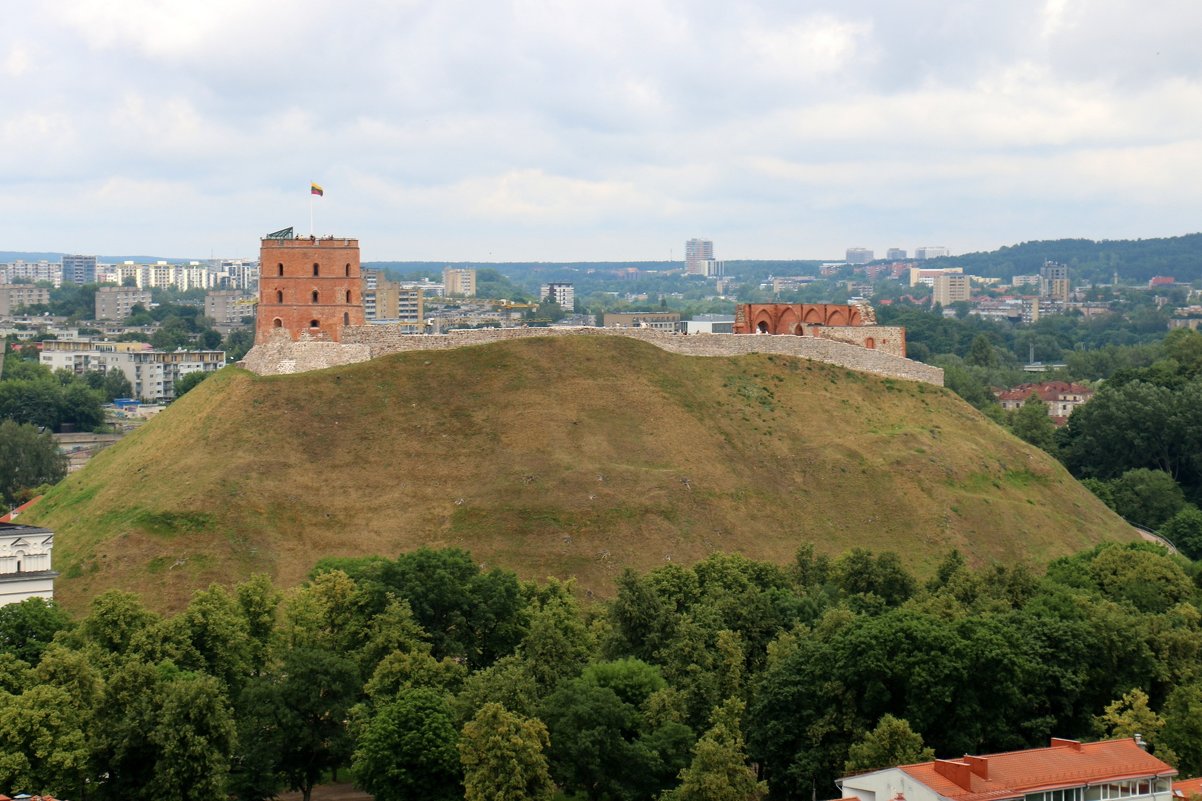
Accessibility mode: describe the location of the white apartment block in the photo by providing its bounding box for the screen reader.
[540,282,575,308]
[40,340,224,402]
[0,261,61,287]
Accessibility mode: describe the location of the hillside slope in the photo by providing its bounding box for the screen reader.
[26,336,1137,612]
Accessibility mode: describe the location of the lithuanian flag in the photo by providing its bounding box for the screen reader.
[311,182,324,197]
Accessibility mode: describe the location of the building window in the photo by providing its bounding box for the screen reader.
[277,263,284,276]
[312,290,319,303]
[276,290,284,303]
[345,263,350,277]
[313,263,320,276]
[346,290,353,303]
[343,312,350,325]
[309,319,319,328]
[273,318,283,328]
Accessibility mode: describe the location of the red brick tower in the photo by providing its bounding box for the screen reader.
[257,234,365,343]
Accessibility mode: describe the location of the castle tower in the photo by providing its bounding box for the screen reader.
[257,233,365,343]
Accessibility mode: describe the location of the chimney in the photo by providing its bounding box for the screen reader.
[1050,738,1083,752]
[934,760,974,790]
[965,756,990,779]
[1135,734,1147,751]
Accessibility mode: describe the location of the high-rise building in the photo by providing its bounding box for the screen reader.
[61,254,97,285]
[932,273,971,307]
[205,290,255,328]
[1040,261,1070,303]
[886,248,907,260]
[540,282,575,309]
[915,246,949,260]
[685,239,714,275]
[257,232,365,343]
[846,247,874,264]
[0,285,51,315]
[443,267,477,297]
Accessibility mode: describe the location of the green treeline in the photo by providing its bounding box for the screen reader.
[4,543,1202,800]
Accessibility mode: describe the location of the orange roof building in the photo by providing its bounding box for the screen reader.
[839,738,1175,801]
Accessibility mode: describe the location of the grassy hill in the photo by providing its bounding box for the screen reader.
[25,336,1137,613]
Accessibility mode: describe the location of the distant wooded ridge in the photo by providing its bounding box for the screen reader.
[4,230,1201,283]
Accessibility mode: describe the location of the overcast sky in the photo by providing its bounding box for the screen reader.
[4,1,1202,261]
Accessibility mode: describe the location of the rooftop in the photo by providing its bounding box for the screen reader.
[850,739,1175,801]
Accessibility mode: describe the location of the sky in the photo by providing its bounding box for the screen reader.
[4,1,1202,262]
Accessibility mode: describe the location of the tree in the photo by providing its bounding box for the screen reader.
[1107,469,1186,529]
[968,334,998,368]
[844,714,935,775]
[1161,683,1202,776]
[459,703,555,801]
[145,672,237,801]
[0,597,73,665]
[102,369,133,401]
[665,698,767,801]
[174,370,210,398]
[0,420,67,504]
[1162,507,1202,560]
[354,687,462,801]
[0,684,90,798]
[1093,688,1172,759]
[1010,396,1056,452]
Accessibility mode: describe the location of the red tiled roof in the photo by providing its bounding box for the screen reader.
[995,382,1093,403]
[897,739,1175,801]
[1174,778,1202,798]
[0,495,43,523]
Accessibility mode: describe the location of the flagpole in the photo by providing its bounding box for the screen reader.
[310,189,314,238]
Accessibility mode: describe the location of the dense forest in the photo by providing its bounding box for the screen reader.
[3,543,1202,801]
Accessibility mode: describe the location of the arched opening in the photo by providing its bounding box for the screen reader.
[345,263,350,277]
[346,290,353,303]
[277,263,284,276]
[313,263,320,276]
[343,312,350,325]
[276,290,283,303]
[273,318,283,328]
[312,290,319,303]
[309,319,319,328]
[795,324,804,335]
[757,321,769,334]
[15,552,23,573]
[865,337,876,349]
[827,310,846,326]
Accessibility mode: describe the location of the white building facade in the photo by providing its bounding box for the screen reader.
[0,523,56,606]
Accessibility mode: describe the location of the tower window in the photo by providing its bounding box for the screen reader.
[276,290,283,303]
[313,263,320,276]
[277,263,284,276]
[312,290,319,303]
[309,319,319,328]
[346,290,353,303]
[345,263,350,277]
[343,312,350,325]
[273,318,282,328]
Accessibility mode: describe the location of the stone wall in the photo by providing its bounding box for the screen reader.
[243,325,943,385]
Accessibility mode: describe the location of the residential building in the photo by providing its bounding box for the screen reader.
[1149,276,1176,288]
[679,316,734,334]
[915,246,950,260]
[205,290,255,328]
[995,380,1094,423]
[685,238,714,275]
[95,286,152,321]
[0,521,57,606]
[772,276,817,293]
[1,260,60,286]
[846,247,874,264]
[0,284,51,315]
[61,254,97,285]
[839,737,1174,801]
[603,312,681,330]
[443,267,477,297]
[1012,274,1041,287]
[1041,261,1070,303]
[540,282,575,309]
[933,272,971,306]
[40,340,225,402]
[909,266,963,287]
[886,248,907,259]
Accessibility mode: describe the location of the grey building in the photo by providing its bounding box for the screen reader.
[62,254,97,285]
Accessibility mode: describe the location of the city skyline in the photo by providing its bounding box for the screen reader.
[4,2,1202,261]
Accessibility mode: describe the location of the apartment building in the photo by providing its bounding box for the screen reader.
[40,340,224,402]
[443,267,477,297]
[95,287,152,321]
[0,284,51,315]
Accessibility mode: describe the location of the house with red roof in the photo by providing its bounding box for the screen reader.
[1173,778,1202,800]
[838,738,1175,801]
[995,381,1094,425]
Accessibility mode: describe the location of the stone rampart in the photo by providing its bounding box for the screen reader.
[243,325,943,385]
